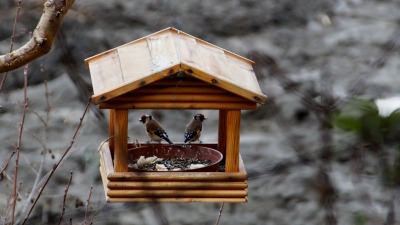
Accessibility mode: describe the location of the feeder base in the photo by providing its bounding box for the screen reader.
[99,141,248,203]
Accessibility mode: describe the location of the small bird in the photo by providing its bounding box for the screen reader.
[184,114,207,143]
[139,114,174,145]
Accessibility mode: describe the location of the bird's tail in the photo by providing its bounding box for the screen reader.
[163,137,174,145]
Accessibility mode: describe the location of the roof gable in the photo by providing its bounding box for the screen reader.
[85,27,266,105]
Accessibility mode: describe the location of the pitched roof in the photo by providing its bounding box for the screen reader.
[85,27,267,105]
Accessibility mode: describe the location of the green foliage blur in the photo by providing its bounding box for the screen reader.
[333,98,400,188]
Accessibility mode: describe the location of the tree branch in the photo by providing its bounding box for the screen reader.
[0,0,75,73]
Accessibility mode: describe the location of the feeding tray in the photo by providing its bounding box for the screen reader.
[127,145,223,172]
[99,142,249,202]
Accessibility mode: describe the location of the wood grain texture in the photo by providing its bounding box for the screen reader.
[99,102,256,110]
[113,109,128,172]
[112,93,249,103]
[106,197,247,203]
[107,181,247,190]
[86,27,267,105]
[107,171,247,181]
[108,109,115,155]
[225,110,241,172]
[107,189,247,198]
[92,65,180,104]
[180,64,267,104]
[99,142,114,176]
[218,110,228,159]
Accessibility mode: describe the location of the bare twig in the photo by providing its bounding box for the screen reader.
[215,203,225,225]
[5,182,22,224]
[84,186,93,225]
[58,171,73,225]
[0,151,16,176]
[17,62,52,223]
[21,97,92,225]
[0,0,22,91]
[11,61,30,225]
[0,0,75,73]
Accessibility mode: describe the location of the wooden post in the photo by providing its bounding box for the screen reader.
[218,110,227,159]
[225,110,241,172]
[109,109,115,157]
[113,109,128,172]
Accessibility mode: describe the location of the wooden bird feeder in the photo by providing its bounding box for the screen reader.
[85,27,267,203]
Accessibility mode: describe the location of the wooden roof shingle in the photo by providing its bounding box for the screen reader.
[85,27,267,105]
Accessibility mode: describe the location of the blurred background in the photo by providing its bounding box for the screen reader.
[1,0,400,224]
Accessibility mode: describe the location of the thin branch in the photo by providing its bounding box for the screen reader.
[215,203,225,225]
[58,171,73,225]
[84,186,93,225]
[0,150,16,176]
[11,61,30,225]
[0,0,22,91]
[21,97,92,225]
[0,0,75,73]
[18,68,52,220]
[6,182,22,224]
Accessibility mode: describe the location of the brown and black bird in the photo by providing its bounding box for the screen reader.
[184,114,207,143]
[139,114,174,145]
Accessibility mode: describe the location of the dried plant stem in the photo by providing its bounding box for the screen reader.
[11,62,29,225]
[21,98,92,225]
[84,186,93,225]
[215,203,225,225]
[0,0,21,91]
[17,67,52,220]
[58,171,73,225]
[0,0,24,178]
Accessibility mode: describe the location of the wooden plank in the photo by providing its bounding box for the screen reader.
[99,162,110,201]
[171,31,204,69]
[107,171,247,182]
[107,181,247,190]
[196,42,231,79]
[99,102,256,110]
[147,78,210,86]
[88,49,123,95]
[218,110,228,160]
[113,93,250,103]
[226,53,263,94]
[91,65,180,104]
[107,189,247,198]
[225,110,241,172]
[107,197,247,203]
[132,86,227,94]
[99,141,114,176]
[85,28,173,64]
[118,39,153,83]
[113,110,128,172]
[108,109,115,155]
[147,31,179,69]
[168,27,254,64]
[180,64,267,105]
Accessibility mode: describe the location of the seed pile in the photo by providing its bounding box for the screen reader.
[129,157,213,171]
